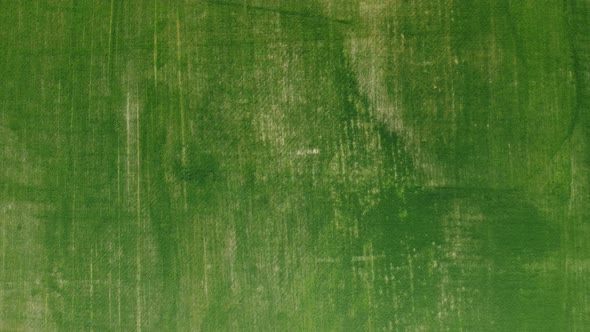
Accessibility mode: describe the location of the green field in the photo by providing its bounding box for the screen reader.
[1,1,589,330]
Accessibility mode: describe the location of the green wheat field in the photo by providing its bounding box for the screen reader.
[1,1,589,331]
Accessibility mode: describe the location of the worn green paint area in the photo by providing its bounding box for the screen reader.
[1,1,589,331]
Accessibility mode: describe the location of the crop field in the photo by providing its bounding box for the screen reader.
[1,1,589,330]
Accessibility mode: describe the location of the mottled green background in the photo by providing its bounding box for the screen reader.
[1,1,589,331]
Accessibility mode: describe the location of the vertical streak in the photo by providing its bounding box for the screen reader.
[44,292,49,326]
[70,81,77,249]
[135,98,143,332]
[116,145,122,329]
[175,9,188,211]
[203,239,209,303]
[135,256,142,332]
[126,92,131,197]
[117,145,121,205]
[57,80,62,105]
[136,101,142,227]
[88,0,95,103]
[71,192,77,249]
[153,0,158,86]
[108,272,112,328]
[1,203,5,273]
[117,249,122,329]
[107,0,114,78]
[90,248,94,332]
[1,207,5,321]
[407,250,415,318]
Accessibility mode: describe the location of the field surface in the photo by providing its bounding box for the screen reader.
[1,1,589,330]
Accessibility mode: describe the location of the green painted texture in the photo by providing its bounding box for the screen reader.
[1,1,589,331]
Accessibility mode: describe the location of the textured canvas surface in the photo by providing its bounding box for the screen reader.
[1,1,589,331]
